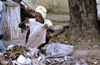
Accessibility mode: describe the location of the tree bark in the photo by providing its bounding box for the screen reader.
[3,1,21,40]
[67,0,100,40]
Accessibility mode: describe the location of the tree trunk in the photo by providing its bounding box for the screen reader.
[3,1,21,40]
[67,0,100,40]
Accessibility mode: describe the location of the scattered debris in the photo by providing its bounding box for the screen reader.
[77,38,82,42]
[0,43,99,65]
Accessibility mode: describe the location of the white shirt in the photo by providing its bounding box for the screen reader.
[29,18,53,27]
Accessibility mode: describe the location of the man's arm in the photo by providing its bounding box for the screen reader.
[19,18,29,28]
[19,22,26,28]
[48,26,55,32]
[44,24,55,33]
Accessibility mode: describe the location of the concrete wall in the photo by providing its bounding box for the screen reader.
[24,0,69,14]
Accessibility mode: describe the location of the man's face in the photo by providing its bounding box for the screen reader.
[36,12,44,23]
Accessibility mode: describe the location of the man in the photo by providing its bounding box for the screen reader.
[19,6,54,49]
[0,1,7,52]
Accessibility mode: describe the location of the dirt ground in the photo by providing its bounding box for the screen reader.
[3,13,100,65]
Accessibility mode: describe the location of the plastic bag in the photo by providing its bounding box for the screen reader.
[46,43,76,57]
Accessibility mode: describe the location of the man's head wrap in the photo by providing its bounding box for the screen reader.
[35,6,47,19]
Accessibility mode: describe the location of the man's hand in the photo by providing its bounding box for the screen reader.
[44,24,49,29]
[24,18,29,24]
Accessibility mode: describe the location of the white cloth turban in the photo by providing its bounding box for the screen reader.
[35,6,47,19]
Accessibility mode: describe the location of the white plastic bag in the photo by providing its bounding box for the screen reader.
[17,55,26,64]
[46,43,76,57]
[26,19,46,48]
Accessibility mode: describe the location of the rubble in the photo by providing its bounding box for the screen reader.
[0,43,99,65]
[0,43,76,65]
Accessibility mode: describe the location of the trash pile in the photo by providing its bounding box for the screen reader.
[0,43,78,65]
[0,43,99,65]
